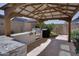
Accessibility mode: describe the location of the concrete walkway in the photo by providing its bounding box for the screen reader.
[56,35,68,41]
[27,35,76,56]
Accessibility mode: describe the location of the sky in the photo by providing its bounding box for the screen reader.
[0,3,7,7]
[0,3,6,15]
[0,3,79,24]
[44,20,66,24]
[0,10,4,15]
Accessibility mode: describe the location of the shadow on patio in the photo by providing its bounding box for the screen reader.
[27,35,76,56]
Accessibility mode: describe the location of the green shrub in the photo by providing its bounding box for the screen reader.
[71,29,79,42]
[46,24,54,31]
[35,22,56,37]
[50,31,58,37]
[35,22,55,31]
[35,22,46,29]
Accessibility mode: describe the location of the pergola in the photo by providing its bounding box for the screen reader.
[0,3,79,42]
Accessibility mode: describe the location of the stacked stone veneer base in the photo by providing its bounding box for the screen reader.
[0,36,27,56]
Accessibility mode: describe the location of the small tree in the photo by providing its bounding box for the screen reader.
[35,22,56,37]
[46,24,55,31]
[35,22,46,29]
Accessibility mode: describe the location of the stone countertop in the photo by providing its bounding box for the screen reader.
[11,30,36,36]
[0,36,25,55]
[0,36,13,40]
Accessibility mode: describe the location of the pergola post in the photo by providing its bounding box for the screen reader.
[4,8,13,36]
[68,20,71,42]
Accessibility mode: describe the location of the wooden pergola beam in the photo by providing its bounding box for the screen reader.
[39,17,70,22]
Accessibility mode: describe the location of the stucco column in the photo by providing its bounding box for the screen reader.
[4,8,13,36]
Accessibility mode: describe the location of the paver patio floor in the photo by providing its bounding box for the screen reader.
[27,35,76,56]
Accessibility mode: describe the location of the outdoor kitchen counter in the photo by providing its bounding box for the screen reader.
[0,36,27,56]
[11,31,36,45]
[11,31,35,36]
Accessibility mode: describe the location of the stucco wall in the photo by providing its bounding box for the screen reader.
[52,24,68,35]
[0,18,4,35]
[11,21,33,33]
[0,18,36,35]
[11,21,24,33]
[52,23,79,35]
[23,23,32,31]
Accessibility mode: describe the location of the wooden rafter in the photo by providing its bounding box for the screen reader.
[33,4,53,18]
[34,7,75,15]
[14,4,29,17]
[20,7,32,13]
[32,4,51,19]
[33,8,73,16]
[27,4,43,16]
[30,4,49,17]
[11,3,79,21]
[53,6,71,18]
[31,4,73,18]
[50,3,79,8]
